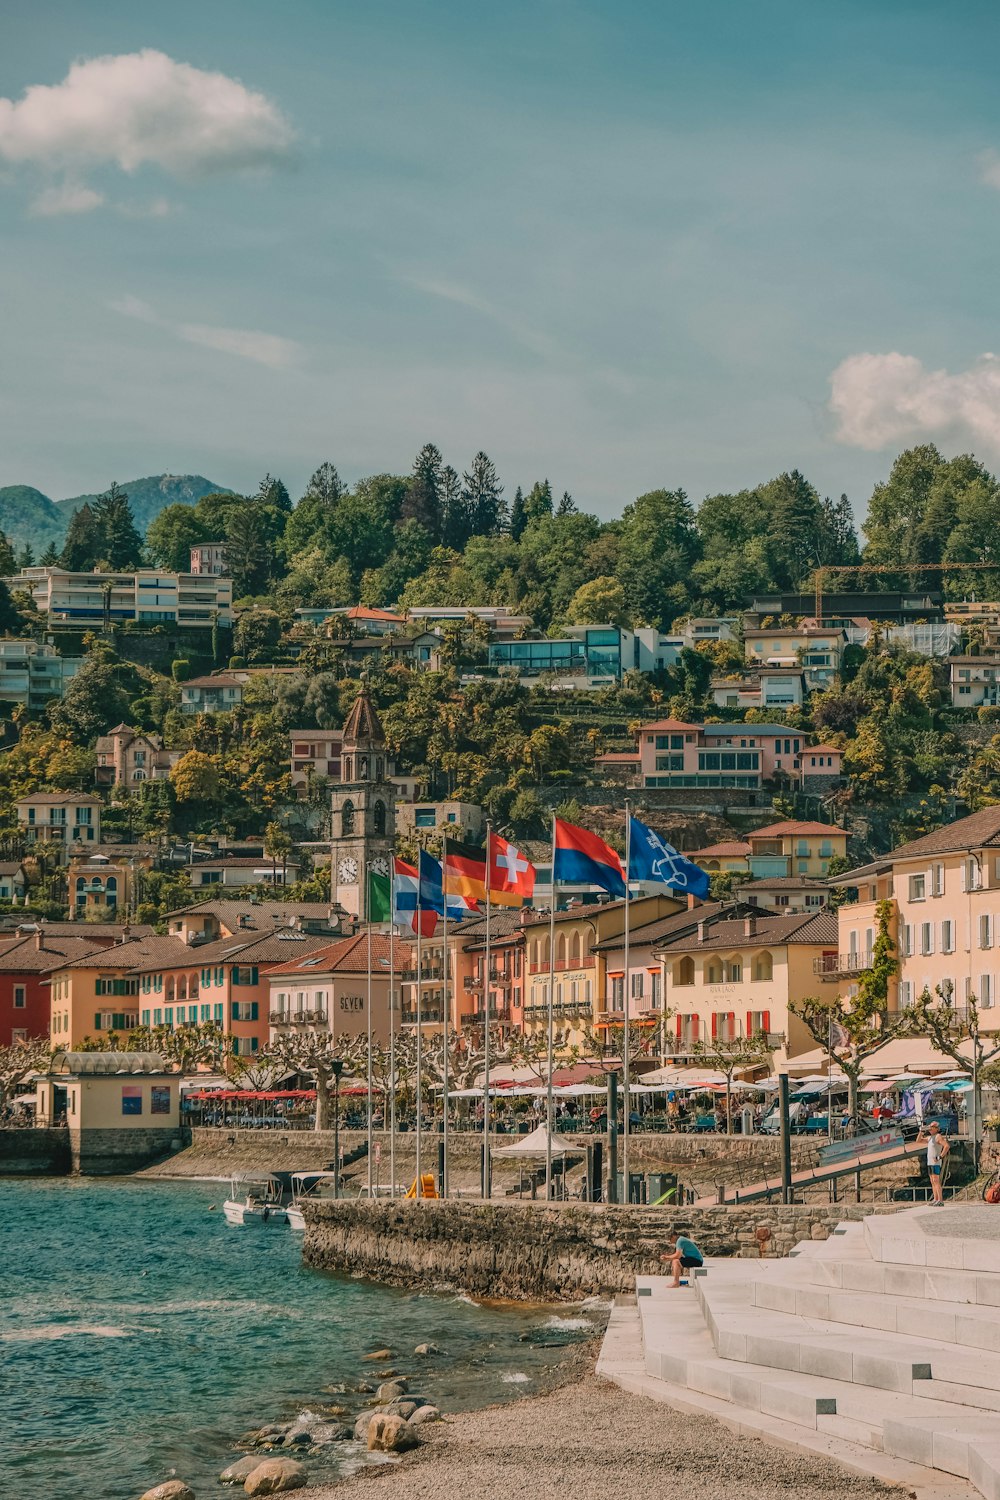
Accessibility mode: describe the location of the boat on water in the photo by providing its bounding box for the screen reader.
[223,1174,289,1226]
[285,1169,339,1230]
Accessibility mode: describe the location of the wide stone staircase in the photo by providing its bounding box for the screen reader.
[598,1205,1000,1499]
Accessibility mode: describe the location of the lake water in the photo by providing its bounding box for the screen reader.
[4,1179,603,1499]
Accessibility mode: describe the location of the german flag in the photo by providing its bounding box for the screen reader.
[442,838,487,905]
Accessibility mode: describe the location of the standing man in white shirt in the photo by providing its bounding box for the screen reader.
[917,1120,950,1205]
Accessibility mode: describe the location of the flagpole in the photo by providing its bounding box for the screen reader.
[622,802,632,1201]
[389,898,397,1197]
[545,814,557,1200]
[483,822,492,1201]
[441,836,450,1200]
[366,864,373,1196]
[415,846,423,1201]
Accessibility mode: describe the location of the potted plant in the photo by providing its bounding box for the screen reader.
[983,1113,1000,1143]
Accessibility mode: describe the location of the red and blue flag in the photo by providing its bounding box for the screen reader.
[553,818,626,898]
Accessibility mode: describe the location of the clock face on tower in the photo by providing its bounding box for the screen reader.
[369,856,389,877]
[337,856,359,884]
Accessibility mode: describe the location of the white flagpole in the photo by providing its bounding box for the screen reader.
[441,840,450,1200]
[483,823,492,1201]
[622,803,632,1200]
[389,889,397,1197]
[415,853,423,1201]
[545,814,557,1200]
[366,866,373,1196]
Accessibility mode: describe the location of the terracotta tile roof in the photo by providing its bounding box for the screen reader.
[0,934,114,972]
[802,744,843,755]
[57,935,191,971]
[733,877,828,891]
[13,791,102,805]
[183,675,244,689]
[164,899,339,931]
[459,911,528,951]
[594,903,724,953]
[638,718,701,733]
[130,929,332,970]
[656,909,839,953]
[748,820,846,839]
[344,606,406,623]
[860,806,1000,863]
[266,932,412,978]
[690,841,751,858]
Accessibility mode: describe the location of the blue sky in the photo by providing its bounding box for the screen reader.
[3,0,1000,519]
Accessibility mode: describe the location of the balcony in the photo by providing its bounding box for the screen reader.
[460,1009,512,1027]
[522,1001,589,1019]
[401,1009,443,1025]
[463,976,482,993]
[527,957,596,975]
[269,1009,328,1024]
[401,967,444,982]
[813,951,872,979]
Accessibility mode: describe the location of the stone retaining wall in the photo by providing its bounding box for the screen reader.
[0,1127,70,1175]
[302,1198,895,1301]
[70,1125,188,1175]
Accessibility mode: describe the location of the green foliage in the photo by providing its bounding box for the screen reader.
[171,659,190,683]
[564,575,628,627]
[146,504,211,571]
[47,645,143,744]
[233,609,282,664]
[616,489,700,628]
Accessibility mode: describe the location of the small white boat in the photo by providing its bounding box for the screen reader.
[286,1170,339,1230]
[223,1174,288,1226]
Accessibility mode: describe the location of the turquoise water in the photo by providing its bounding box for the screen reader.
[4,1179,602,1500]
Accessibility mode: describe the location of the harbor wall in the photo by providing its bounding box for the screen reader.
[302,1198,895,1301]
[0,1127,70,1175]
[69,1125,188,1175]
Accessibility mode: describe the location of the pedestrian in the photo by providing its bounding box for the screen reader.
[660,1231,704,1287]
[916,1120,950,1204]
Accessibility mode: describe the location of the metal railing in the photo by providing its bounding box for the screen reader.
[813,951,872,977]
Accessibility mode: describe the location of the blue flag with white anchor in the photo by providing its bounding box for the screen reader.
[628,814,711,901]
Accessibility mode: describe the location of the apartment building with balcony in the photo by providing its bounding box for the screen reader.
[269,933,408,1050]
[179,674,245,714]
[950,655,1000,708]
[656,908,839,1063]
[0,639,84,710]
[521,893,683,1048]
[592,904,725,1044]
[742,625,845,691]
[605,718,827,790]
[488,624,684,689]
[68,844,156,920]
[12,566,233,628]
[829,806,1000,1023]
[457,911,525,1034]
[15,792,101,861]
[744,821,848,879]
[189,543,228,576]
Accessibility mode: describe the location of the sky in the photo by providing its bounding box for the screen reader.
[3,0,1000,522]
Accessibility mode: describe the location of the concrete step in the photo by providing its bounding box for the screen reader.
[865,1209,1000,1275]
[749,1277,1000,1352]
[770,1249,1000,1306]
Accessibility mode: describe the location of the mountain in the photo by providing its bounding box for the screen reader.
[56,474,233,535]
[0,485,67,557]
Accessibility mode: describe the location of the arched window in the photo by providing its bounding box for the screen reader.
[75,877,85,892]
[753,952,773,982]
[728,959,742,982]
[342,800,355,836]
[166,976,175,1002]
[190,972,199,997]
[373,800,386,835]
[675,956,695,986]
[570,931,581,964]
[342,756,353,782]
[375,758,383,780]
[178,974,188,1000]
[557,932,568,965]
[359,756,369,780]
[706,960,723,985]
[106,876,117,893]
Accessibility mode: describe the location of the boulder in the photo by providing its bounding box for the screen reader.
[139,1486,195,1500]
[383,1398,419,1419]
[242,1458,307,1495]
[280,1431,313,1449]
[310,1422,352,1444]
[362,1348,392,1361]
[409,1405,441,1426]
[376,1379,407,1401]
[220,1456,263,1484]
[354,1414,374,1442]
[414,1343,441,1357]
[366,1415,420,1454]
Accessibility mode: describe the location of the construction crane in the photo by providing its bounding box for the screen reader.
[812,560,1000,624]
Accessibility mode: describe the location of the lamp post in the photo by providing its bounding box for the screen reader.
[331,1057,345,1197]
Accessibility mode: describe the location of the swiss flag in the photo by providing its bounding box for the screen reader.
[487,831,536,907]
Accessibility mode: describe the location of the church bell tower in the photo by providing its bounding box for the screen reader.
[329,689,396,922]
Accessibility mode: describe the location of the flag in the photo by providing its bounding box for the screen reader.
[828,1018,850,1049]
[368,865,392,924]
[487,831,536,906]
[627,815,710,900]
[442,839,488,905]
[418,848,477,922]
[553,817,626,898]
[392,856,438,938]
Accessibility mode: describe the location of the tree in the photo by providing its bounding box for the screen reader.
[146,505,210,572]
[16,544,34,569]
[905,988,998,1166]
[616,489,700,628]
[0,1036,49,1111]
[265,1030,368,1130]
[233,609,281,664]
[462,452,506,537]
[524,480,553,524]
[225,504,272,598]
[439,465,465,546]
[60,503,99,571]
[284,463,345,556]
[170,750,223,804]
[564,575,628,627]
[39,543,59,567]
[92,482,143,569]
[401,443,444,538]
[256,473,291,513]
[48,650,134,742]
[509,486,527,541]
[689,1032,776,1134]
[122,1021,229,1073]
[789,899,907,1120]
[0,530,16,577]
[556,490,577,517]
[0,578,21,635]
[264,820,294,884]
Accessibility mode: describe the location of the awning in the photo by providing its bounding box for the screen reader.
[492,1124,577,1157]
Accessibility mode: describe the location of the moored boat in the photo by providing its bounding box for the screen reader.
[223,1174,288,1226]
[285,1169,339,1230]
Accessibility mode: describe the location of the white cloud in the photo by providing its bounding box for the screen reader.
[29,181,103,216]
[178,323,300,368]
[979,150,1000,190]
[110,293,300,369]
[0,49,295,199]
[117,197,174,219]
[829,350,1000,454]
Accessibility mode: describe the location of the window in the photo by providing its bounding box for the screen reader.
[233,966,258,986]
[674,956,695,986]
[932,863,945,897]
[981,975,993,1008]
[728,960,742,982]
[414,809,435,828]
[980,914,993,951]
[12,985,24,1009]
[942,919,955,954]
[650,972,661,1007]
[706,960,724,984]
[908,874,926,901]
[610,976,624,1009]
[920,922,933,956]
[752,953,772,982]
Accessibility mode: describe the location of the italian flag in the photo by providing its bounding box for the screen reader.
[368,866,392,924]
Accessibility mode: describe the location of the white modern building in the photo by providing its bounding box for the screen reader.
[0,640,84,709]
[12,568,233,629]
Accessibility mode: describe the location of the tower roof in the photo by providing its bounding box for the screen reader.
[341,689,385,749]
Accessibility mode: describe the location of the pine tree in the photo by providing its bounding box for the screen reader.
[60,503,99,571]
[39,543,59,567]
[0,530,17,577]
[225,504,271,598]
[462,452,505,536]
[92,482,143,569]
[525,479,553,525]
[401,443,444,538]
[440,465,467,546]
[509,486,527,540]
[818,493,860,566]
[256,474,292,512]
[302,463,344,506]
[556,490,577,516]
[16,544,34,569]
